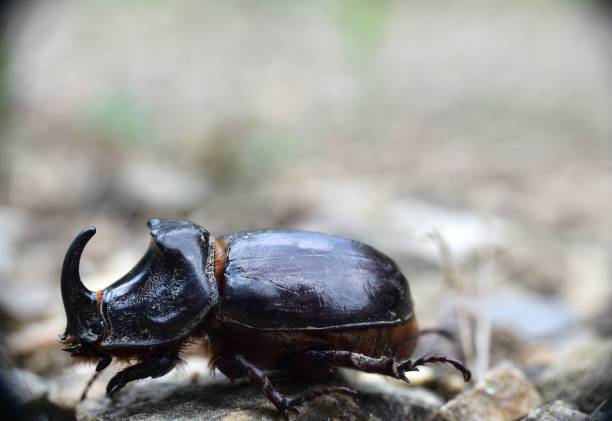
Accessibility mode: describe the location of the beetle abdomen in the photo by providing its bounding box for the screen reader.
[217,230,413,331]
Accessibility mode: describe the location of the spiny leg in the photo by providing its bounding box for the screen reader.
[303,350,471,382]
[232,355,298,415]
[230,355,356,415]
[404,355,471,381]
[80,355,112,401]
[303,350,410,381]
[106,354,178,396]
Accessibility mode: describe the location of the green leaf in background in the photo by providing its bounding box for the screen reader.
[335,0,390,54]
[84,93,154,147]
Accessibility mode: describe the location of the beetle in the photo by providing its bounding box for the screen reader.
[59,219,470,414]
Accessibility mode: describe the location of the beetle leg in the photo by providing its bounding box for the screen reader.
[399,355,471,382]
[80,355,112,401]
[106,354,178,396]
[303,350,409,381]
[303,350,471,383]
[231,354,299,415]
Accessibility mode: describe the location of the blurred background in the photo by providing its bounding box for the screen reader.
[0,0,610,419]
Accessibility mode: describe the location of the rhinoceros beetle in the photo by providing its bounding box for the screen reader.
[59,219,470,414]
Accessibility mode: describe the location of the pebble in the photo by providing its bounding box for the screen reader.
[434,364,541,421]
[535,338,612,413]
[521,400,588,421]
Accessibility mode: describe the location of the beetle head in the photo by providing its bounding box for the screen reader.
[59,226,104,357]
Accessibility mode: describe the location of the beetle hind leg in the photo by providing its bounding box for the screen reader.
[303,350,409,381]
[226,354,357,415]
[399,355,471,382]
[303,350,471,383]
[228,354,298,415]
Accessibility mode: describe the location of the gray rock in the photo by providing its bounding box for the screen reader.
[76,370,443,421]
[7,367,48,403]
[434,364,541,421]
[534,339,612,413]
[521,400,588,421]
[4,367,77,420]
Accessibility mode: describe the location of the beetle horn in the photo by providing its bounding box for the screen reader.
[61,226,96,298]
[60,226,103,343]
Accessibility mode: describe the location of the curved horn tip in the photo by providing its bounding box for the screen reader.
[78,225,97,238]
[62,225,97,290]
[68,226,96,248]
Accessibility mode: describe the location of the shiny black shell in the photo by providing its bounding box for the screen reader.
[100,219,218,348]
[217,230,413,331]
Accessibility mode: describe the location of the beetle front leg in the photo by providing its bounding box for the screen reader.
[106,354,178,396]
[303,350,471,382]
[81,355,112,401]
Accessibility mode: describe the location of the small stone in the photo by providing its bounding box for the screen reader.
[3,367,75,420]
[535,338,612,413]
[521,400,588,421]
[8,368,48,403]
[433,373,466,401]
[434,364,541,421]
[346,369,444,410]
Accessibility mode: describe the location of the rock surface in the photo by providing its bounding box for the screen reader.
[520,400,588,421]
[434,365,541,421]
[76,371,444,421]
[534,339,612,413]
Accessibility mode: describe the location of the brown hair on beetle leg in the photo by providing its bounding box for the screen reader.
[71,355,106,365]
